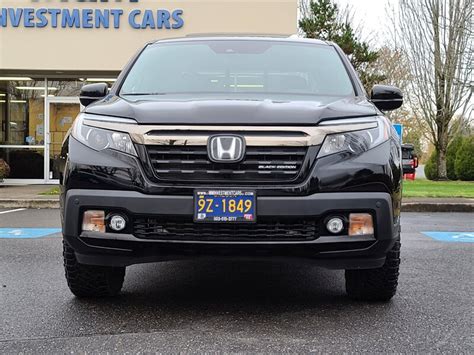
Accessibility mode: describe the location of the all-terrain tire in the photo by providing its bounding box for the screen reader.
[63,241,125,298]
[345,239,401,302]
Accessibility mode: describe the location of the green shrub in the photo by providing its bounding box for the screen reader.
[0,159,10,180]
[455,136,474,181]
[446,136,464,180]
[424,151,438,180]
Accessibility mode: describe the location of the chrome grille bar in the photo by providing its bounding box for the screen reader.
[83,120,378,147]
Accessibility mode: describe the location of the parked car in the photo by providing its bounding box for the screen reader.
[402,143,419,175]
[60,36,403,301]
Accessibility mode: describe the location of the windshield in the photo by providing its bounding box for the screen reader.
[120,40,355,99]
[402,150,414,159]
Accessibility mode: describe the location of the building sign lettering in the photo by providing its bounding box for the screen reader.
[0,1,184,29]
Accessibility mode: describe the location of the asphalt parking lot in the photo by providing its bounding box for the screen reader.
[0,209,472,353]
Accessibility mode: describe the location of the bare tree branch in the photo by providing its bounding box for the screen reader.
[391,0,473,179]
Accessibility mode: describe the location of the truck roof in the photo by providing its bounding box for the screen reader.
[152,35,329,46]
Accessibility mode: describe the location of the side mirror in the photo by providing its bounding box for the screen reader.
[370,84,403,111]
[79,83,108,107]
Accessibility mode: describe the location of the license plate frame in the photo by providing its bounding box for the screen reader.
[193,190,256,223]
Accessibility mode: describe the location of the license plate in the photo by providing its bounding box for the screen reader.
[194,190,256,223]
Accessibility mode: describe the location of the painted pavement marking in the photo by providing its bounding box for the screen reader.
[422,232,474,243]
[0,228,62,239]
[0,208,26,215]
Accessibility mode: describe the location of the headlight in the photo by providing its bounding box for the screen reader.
[72,113,137,156]
[318,117,390,158]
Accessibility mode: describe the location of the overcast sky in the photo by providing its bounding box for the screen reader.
[333,0,472,116]
[334,0,399,47]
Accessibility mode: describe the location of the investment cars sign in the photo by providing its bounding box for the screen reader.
[0,0,184,30]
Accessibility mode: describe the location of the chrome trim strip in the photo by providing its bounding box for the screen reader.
[82,113,138,124]
[319,117,379,125]
[83,120,377,147]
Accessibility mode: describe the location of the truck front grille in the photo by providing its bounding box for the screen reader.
[145,145,308,184]
[133,217,319,242]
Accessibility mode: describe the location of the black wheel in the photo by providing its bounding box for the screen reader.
[63,241,125,298]
[345,239,401,302]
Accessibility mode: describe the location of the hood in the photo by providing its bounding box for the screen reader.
[85,95,377,125]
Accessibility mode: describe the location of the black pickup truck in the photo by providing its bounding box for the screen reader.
[60,36,403,301]
[402,143,419,174]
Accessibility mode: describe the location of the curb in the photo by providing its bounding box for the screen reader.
[0,199,59,209]
[0,199,472,213]
[401,203,474,213]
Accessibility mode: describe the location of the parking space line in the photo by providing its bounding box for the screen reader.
[0,208,26,215]
[0,228,62,239]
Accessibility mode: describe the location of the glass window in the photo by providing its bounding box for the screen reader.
[47,78,117,98]
[120,40,354,100]
[47,79,82,97]
[402,149,413,159]
[0,79,45,146]
[47,101,81,180]
[0,77,117,181]
[0,147,44,179]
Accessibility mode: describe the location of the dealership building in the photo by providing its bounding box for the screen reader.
[0,0,297,184]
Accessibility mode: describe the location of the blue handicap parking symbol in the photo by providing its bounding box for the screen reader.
[0,228,62,239]
[422,231,474,243]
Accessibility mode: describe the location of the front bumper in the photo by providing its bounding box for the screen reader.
[62,190,398,270]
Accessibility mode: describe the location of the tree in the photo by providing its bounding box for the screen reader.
[400,117,427,161]
[392,0,473,180]
[454,136,474,181]
[375,47,412,119]
[424,150,439,180]
[446,135,464,180]
[299,0,385,92]
[374,47,428,158]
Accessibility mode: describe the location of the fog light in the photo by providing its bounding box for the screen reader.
[326,217,344,234]
[109,215,127,232]
[82,210,105,232]
[349,213,374,236]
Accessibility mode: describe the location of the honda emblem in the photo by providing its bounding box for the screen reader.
[208,135,246,163]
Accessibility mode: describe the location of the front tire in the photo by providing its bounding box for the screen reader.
[63,241,125,298]
[345,239,401,302]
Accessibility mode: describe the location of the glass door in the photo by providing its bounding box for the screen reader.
[45,97,81,183]
[0,78,47,184]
